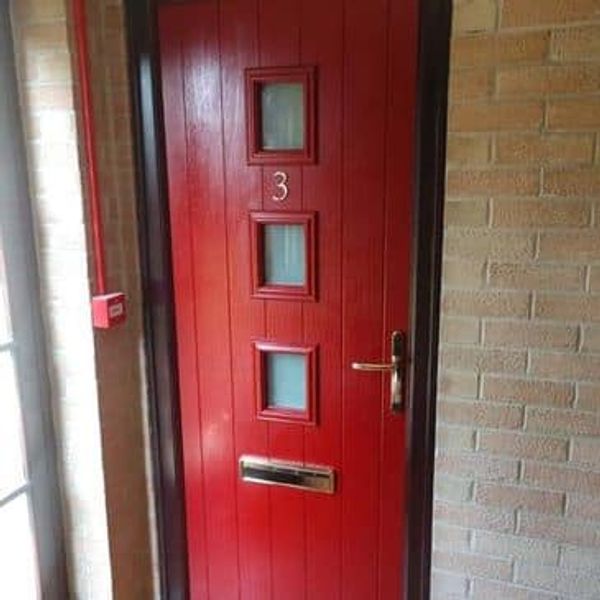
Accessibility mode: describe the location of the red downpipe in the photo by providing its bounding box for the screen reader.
[72,0,106,294]
[72,0,126,329]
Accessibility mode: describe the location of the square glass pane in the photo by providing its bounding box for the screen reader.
[266,352,307,411]
[261,82,304,151]
[264,224,305,286]
[0,351,27,498]
[0,494,40,599]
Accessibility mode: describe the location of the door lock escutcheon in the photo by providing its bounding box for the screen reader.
[351,331,406,413]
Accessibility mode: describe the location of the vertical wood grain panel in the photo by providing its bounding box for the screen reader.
[378,0,417,597]
[257,2,306,598]
[183,3,240,596]
[341,0,389,597]
[219,0,272,597]
[300,0,344,597]
[159,9,210,599]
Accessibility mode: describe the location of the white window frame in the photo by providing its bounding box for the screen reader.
[0,4,69,597]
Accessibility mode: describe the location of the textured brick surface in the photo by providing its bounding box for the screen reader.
[451,67,495,101]
[441,345,528,373]
[447,134,492,164]
[518,511,600,547]
[502,0,600,27]
[434,550,513,581]
[552,25,600,61]
[433,1,600,597]
[438,400,524,429]
[496,133,595,165]
[481,374,574,406]
[453,0,498,34]
[444,229,536,260]
[539,230,600,260]
[497,65,600,96]
[475,483,564,514]
[567,494,600,521]
[484,320,579,350]
[449,101,545,132]
[447,168,540,196]
[443,289,531,318]
[10,1,156,598]
[443,259,488,288]
[452,31,550,67]
[471,579,558,600]
[548,97,600,130]
[441,317,482,345]
[516,563,600,599]
[544,167,600,196]
[478,430,569,461]
[488,263,585,292]
[491,198,591,228]
[473,531,560,564]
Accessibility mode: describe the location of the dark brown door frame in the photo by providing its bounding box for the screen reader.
[124,1,451,598]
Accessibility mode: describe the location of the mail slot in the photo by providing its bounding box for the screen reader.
[239,455,335,494]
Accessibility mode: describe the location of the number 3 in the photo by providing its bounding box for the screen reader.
[272,171,289,202]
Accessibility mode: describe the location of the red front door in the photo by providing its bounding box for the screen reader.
[159,1,418,597]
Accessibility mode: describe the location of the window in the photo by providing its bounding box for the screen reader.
[0,5,68,596]
[260,82,305,151]
[245,66,317,165]
[0,246,40,598]
[250,211,317,301]
[254,341,317,425]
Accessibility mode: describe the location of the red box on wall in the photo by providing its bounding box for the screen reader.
[92,292,127,329]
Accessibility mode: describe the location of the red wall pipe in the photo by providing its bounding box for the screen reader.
[72,0,126,329]
[72,0,106,294]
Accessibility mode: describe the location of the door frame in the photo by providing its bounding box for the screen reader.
[124,1,451,598]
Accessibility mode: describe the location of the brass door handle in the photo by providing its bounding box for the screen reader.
[351,362,396,372]
[351,331,406,413]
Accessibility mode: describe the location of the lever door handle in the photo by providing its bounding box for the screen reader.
[351,331,406,413]
[351,362,395,372]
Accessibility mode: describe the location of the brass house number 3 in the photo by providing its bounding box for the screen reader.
[272,171,289,202]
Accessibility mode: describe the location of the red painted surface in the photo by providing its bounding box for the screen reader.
[250,211,317,301]
[91,292,126,329]
[159,0,418,597]
[72,0,106,294]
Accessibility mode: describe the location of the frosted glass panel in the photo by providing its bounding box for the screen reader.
[261,83,304,150]
[264,224,305,286]
[266,353,306,410]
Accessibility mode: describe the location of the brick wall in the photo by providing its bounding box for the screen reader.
[432,1,600,598]
[10,0,156,597]
[10,0,114,596]
[84,1,157,597]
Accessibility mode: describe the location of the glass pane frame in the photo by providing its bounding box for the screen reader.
[253,341,318,426]
[251,211,317,301]
[245,66,317,165]
[0,493,41,598]
[0,349,28,499]
[0,2,68,594]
